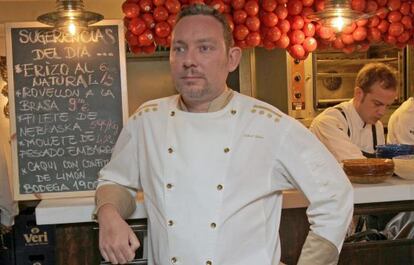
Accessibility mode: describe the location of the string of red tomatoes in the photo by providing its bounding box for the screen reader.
[122,0,414,59]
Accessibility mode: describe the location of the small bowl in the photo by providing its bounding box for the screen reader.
[376,144,414,158]
[392,155,414,180]
[342,158,394,184]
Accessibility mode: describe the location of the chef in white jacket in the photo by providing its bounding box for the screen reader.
[387,97,414,144]
[310,63,398,162]
[95,4,353,265]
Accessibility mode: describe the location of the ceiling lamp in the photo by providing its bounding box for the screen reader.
[308,0,365,32]
[37,0,103,35]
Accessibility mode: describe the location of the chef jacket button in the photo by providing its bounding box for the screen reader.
[206,260,212,265]
[168,220,174,226]
[166,183,173,189]
[231,109,237,115]
[171,257,177,264]
[216,184,223,191]
[170,111,175,116]
[224,147,230,153]
[168,147,174,153]
[210,222,216,229]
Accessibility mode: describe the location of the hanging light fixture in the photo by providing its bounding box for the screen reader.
[308,0,366,32]
[37,0,103,35]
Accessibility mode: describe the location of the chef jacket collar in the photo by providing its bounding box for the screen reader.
[177,87,234,112]
[349,99,367,129]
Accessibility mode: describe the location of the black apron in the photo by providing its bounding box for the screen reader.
[335,107,377,158]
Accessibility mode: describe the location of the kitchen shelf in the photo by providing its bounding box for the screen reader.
[317,72,357,78]
[316,57,398,66]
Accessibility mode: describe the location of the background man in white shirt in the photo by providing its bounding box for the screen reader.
[310,63,397,162]
[387,97,414,144]
[95,4,353,265]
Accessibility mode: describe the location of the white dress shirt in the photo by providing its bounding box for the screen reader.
[98,92,353,265]
[310,100,385,162]
[387,97,414,144]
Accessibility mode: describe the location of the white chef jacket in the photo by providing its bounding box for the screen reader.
[98,92,353,265]
[310,100,385,162]
[387,97,414,144]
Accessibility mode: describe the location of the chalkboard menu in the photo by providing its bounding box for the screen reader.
[6,21,128,200]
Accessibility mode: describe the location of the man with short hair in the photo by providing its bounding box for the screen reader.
[95,4,353,265]
[310,63,398,162]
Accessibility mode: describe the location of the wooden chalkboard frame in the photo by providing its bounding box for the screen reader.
[6,20,129,200]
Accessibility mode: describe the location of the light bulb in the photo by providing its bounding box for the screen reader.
[332,16,345,32]
[68,21,77,35]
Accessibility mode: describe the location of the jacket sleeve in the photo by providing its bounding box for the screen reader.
[276,118,354,260]
[390,110,414,144]
[310,111,365,162]
[95,121,141,218]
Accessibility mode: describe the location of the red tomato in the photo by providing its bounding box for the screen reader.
[234,24,250,40]
[365,0,378,12]
[289,44,305,59]
[129,45,142,54]
[342,23,356,34]
[376,0,387,7]
[301,7,314,22]
[302,0,314,7]
[266,26,281,41]
[122,2,140,18]
[142,13,155,29]
[412,2,414,15]
[231,0,245,10]
[153,6,169,21]
[143,43,156,54]
[333,37,345,49]
[384,34,397,45]
[155,21,171,37]
[129,17,147,35]
[138,29,154,46]
[209,0,225,13]
[244,1,259,16]
[287,0,303,15]
[388,11,402,23]
[188,0,204,4]
[377,19,390,33]
[356,19,368,27]
[303,37,317,52]
[275,5,288,20]
[367,28,382,42]
[341,34,354,45]
[356,41,370,52]
[167,14,177,27]
[302,22,315,37]
[353,26,367,41]
[262,12,279,27]
[401,16,413,29]
[261,0,277,12]
[262,39,276,50]
[388,22,404,36]
[236,40,248,48]
[387,0,401,11]
[290,15,304,30]
[288,29,305,44]
[277,19,290,33]
[154,35,168,46]
[153,0,165,6]
[275,33,290,48]
[126,30,139,46]
[342,45,356,54]
[139,0,153,12]
[277,0,287,3]
[399,2,411,16]
[245,31,261,47]
[368,16,380,28]
[351,0,366,12]
[165,0,181,13]
[317,26,334,39]
[224,14,235,31]
[397,31,411,43]
[246,16,260,31]
[377,7,389,19]
[233,10,248,24]
[223,3,231,13]
[315,0,324,11]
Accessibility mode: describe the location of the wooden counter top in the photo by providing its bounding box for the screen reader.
[36,177,414,225]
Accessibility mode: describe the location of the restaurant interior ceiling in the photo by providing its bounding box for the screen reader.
[0,0,124,55]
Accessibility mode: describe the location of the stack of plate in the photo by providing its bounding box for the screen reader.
[342,158,394,184]
[375,144,414,159]
[392,155,414,180]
